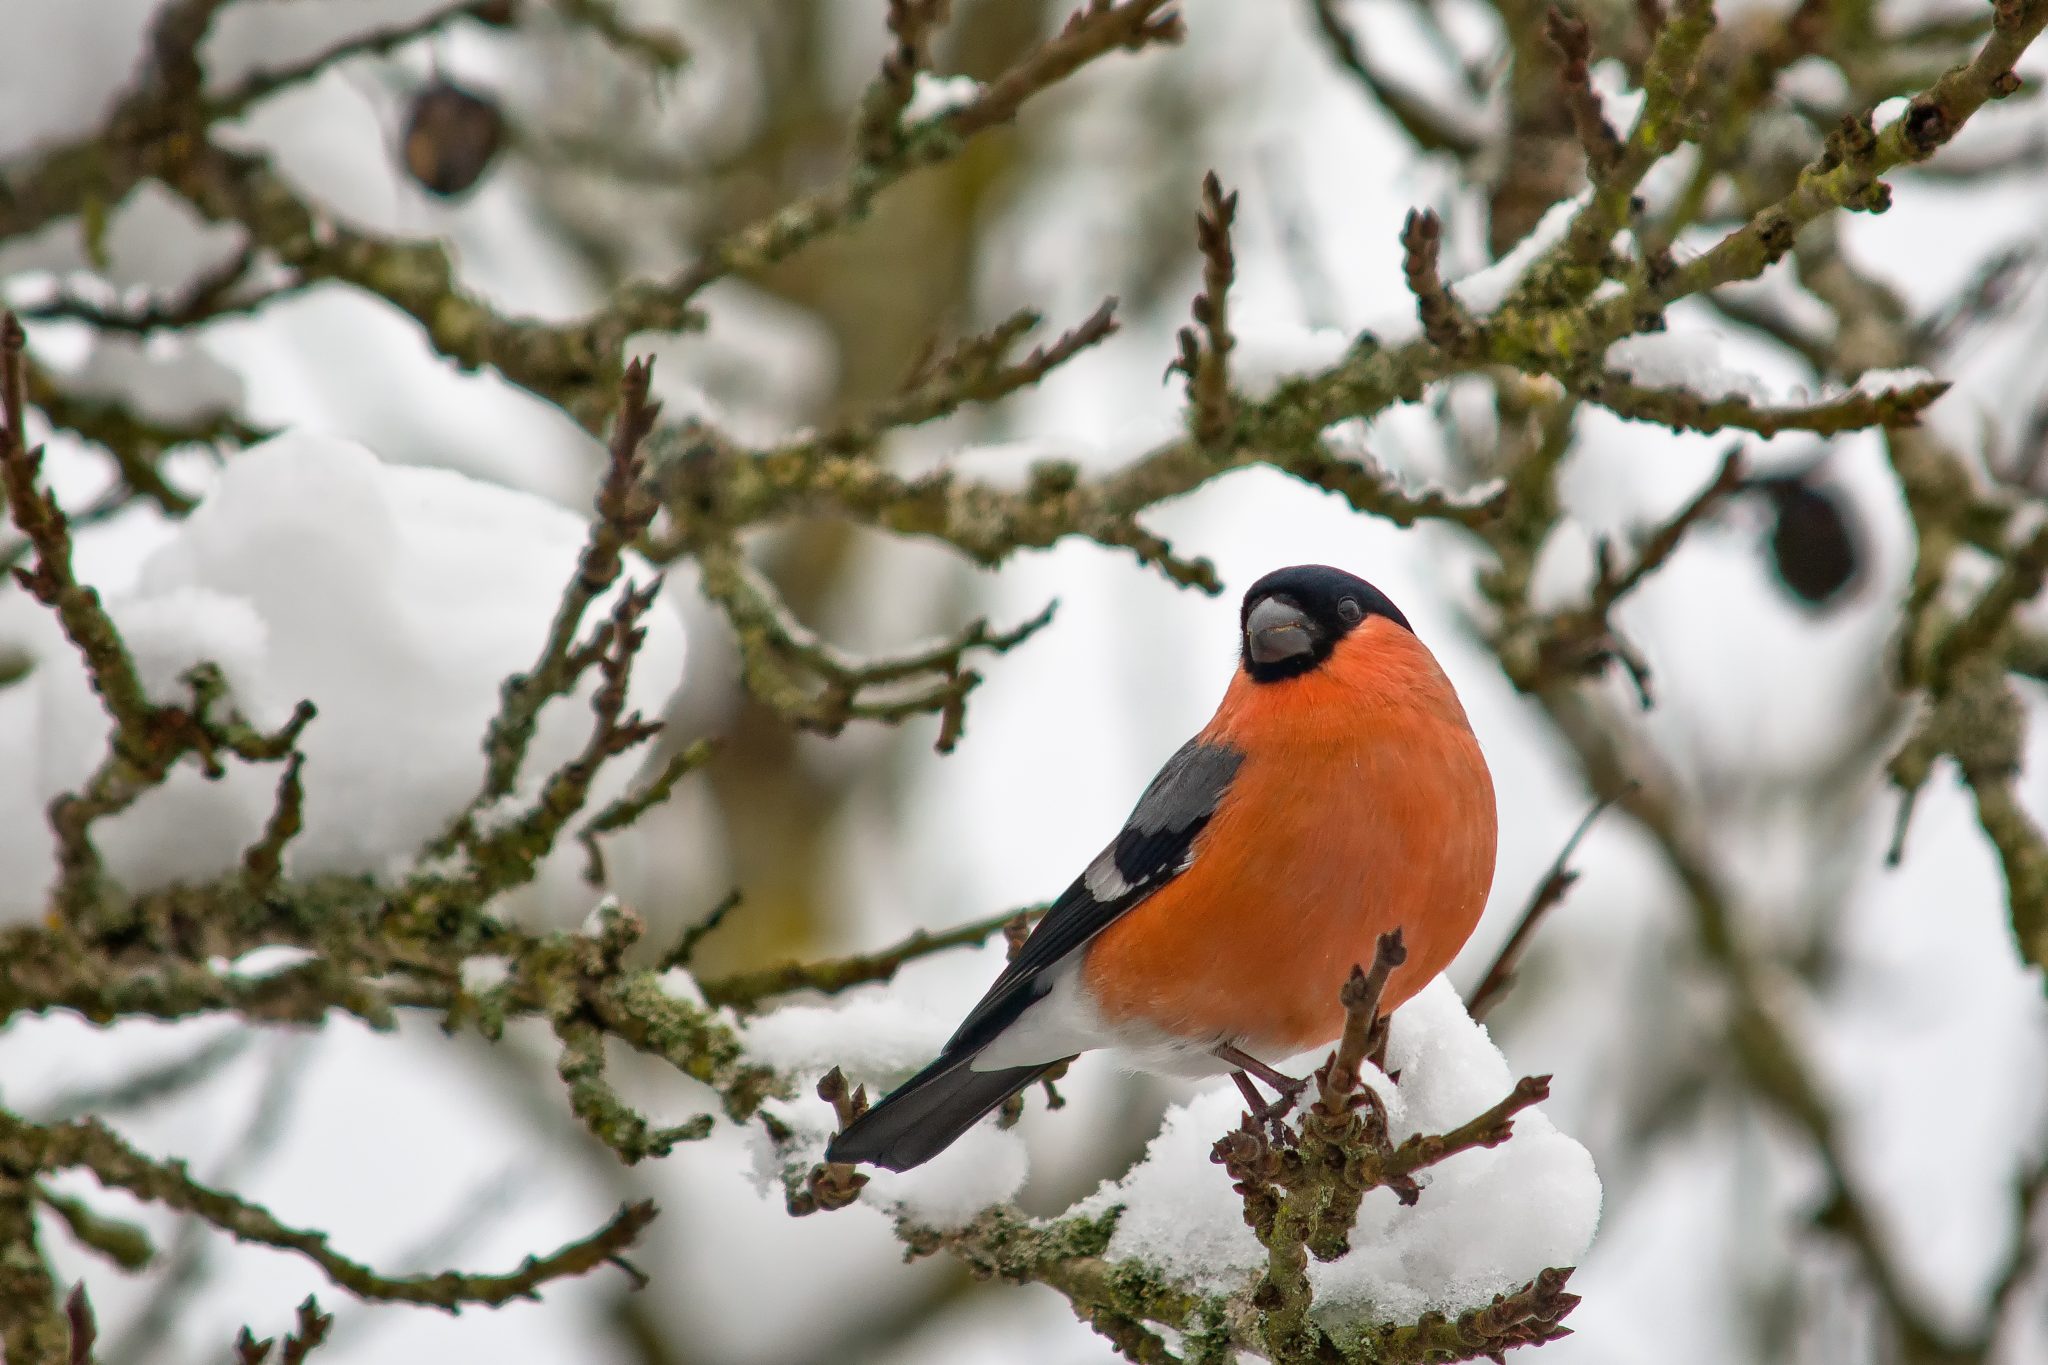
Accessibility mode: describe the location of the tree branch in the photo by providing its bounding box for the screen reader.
[0,1113,657,1310]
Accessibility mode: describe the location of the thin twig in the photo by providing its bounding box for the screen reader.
[696,538,1057,752]
[0,1112,657,1309]
[1170,172,1240,448]
[1469,789,1629,1021]
[1306,0,1484,156]
[700,906,1039,1011]
[469,359,663,813]
[1401,209,1474,352]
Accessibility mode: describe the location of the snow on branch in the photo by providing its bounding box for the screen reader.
[854,0,955,164]
[760,961,1598,1364]
[1587,336,1950,436]
[2,316,314,920]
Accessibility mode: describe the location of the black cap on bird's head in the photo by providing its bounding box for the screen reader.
[1239,564,1412,682]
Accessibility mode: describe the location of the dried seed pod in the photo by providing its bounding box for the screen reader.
[1753,473,1862,608]
[402,80,505,198]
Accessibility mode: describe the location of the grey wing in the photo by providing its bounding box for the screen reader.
[941,736,1245,1055]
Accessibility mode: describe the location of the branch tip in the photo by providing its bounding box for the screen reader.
[1401,209,1473,351]
[1471,788,1625,1021]
[1545,6,1622,172]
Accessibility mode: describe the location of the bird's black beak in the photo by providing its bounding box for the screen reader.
[1246,596,1315,664]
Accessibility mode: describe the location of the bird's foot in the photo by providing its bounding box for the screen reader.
[1224,1052,1308,1142]
[1266,1071,1308,1115]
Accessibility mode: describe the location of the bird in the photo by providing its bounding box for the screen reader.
[826,564,1497,1172]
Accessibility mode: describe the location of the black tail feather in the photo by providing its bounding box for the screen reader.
[825,1051,1050,1172]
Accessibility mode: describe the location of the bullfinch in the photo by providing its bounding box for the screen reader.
[827,565,1497,1171]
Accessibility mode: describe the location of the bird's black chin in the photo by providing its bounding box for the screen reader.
[1242,648,1329,683]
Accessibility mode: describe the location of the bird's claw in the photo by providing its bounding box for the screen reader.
[1231,1066,1307,1142]
[1258,1076,1309,1140]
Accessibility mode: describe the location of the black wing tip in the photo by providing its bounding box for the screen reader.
[818,1055,1051,1174]
[823,1130,916,1172]
[820,1116,887,1169]
[824,1110,951,1172]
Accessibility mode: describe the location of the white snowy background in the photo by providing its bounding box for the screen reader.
[1,0,2045,1362]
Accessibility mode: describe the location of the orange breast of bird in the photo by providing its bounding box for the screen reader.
[1079,619,1497,1056]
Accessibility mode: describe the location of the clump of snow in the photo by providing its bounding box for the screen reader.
[864,1117,1029,1227]
[2003,500,2048,555]
[748,1087,1030,1230]
[222,944,317,976]
[112,587,270,706]
[1871,94,1912,132]
[0,183,248,296]
[459,956,513,993]
[1453,193,1590,314]
[1605,331,1775,402]
[656,966,708,1006]
[932,437,1082,489]
[1779,56,1849,110]
[741,995,954,1094]
[0,0,159,161]
[1595,334,1935,422]
[65,332,248,426]
[743,994,1028,1229]
[0,431,686,925]
[902,73,984,124]
[733,957,1598,1286]
[628,282,837,449]
[1231,322,1353,400]
[1853,366,1939,396]
[1588,59,1645,132]
[1074,978,1602,1323]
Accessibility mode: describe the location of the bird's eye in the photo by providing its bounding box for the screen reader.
[1337,597,1364,624]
